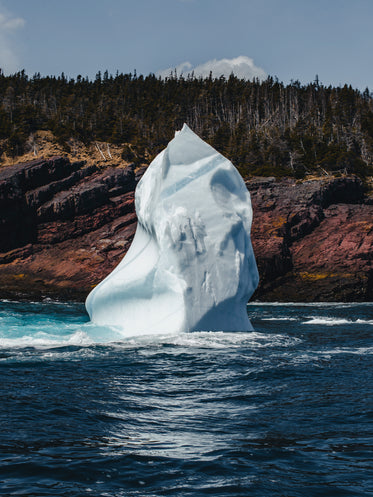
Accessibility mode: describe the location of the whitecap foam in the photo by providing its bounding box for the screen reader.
[0,330,93,349]
[303,317,373,326]
[248,302,373,308]
[261,317,298,321]
[303,317,351,325]
[0,329,301,362]
[98,331,302,351]
[319,347,373,355]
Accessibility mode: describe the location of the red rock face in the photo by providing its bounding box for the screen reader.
[0,157,138,300]
[0,157,372,301]
[250,176,373,301]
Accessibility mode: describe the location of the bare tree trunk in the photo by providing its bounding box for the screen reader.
[95,142,106,161]
[106,143,112,159]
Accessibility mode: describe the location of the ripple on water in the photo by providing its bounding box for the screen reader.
[0,301,372,496]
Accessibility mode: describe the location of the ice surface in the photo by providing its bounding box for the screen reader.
[85,124,259,334]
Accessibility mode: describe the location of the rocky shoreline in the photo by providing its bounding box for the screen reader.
[250,175,372,301]
[0,157,372,302]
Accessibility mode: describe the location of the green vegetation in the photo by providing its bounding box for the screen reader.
[0,69,373,178]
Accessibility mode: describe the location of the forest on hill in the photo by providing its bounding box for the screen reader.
[0,69,373,179]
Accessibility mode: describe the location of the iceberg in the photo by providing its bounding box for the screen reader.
[86,124,259,334]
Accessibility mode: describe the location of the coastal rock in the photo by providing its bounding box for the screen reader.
[0,157,138,299]
[250,175,372,301]
[0,153,371,302]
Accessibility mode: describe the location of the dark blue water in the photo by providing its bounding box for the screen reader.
[0,301,372,496]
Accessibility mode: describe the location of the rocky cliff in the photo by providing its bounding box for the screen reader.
[0,157,372,301]
[250,176,372,301]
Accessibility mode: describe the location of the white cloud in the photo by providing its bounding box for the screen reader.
[157,56,267,81]
[0,7,25,73]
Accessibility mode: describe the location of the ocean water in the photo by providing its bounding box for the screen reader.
[0,301,372,497]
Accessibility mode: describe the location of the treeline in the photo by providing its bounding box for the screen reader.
[1,69,373,178]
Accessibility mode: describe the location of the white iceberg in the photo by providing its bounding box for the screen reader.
[86,124,258,335]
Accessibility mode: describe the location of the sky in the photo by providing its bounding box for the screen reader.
[0,0,372,89]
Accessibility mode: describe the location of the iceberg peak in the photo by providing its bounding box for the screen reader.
[168,123,217,165]
[86,125,259,335]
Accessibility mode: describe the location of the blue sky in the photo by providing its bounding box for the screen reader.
[0,0,372,89]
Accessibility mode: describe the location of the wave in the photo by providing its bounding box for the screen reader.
[137,331,301,350]
[248,302,373,307]
[0,330,93,349]
[261,317,297,321]
[320,346,373,355]
[303,317,373,326]
[0,326,301,352]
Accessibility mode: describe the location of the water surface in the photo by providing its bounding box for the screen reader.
[0,301,372,496]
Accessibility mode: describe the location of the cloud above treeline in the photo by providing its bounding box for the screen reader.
[0,6,25,74]
[157,56,267,81]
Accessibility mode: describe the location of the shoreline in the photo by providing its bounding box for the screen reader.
[1,157,372,303]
